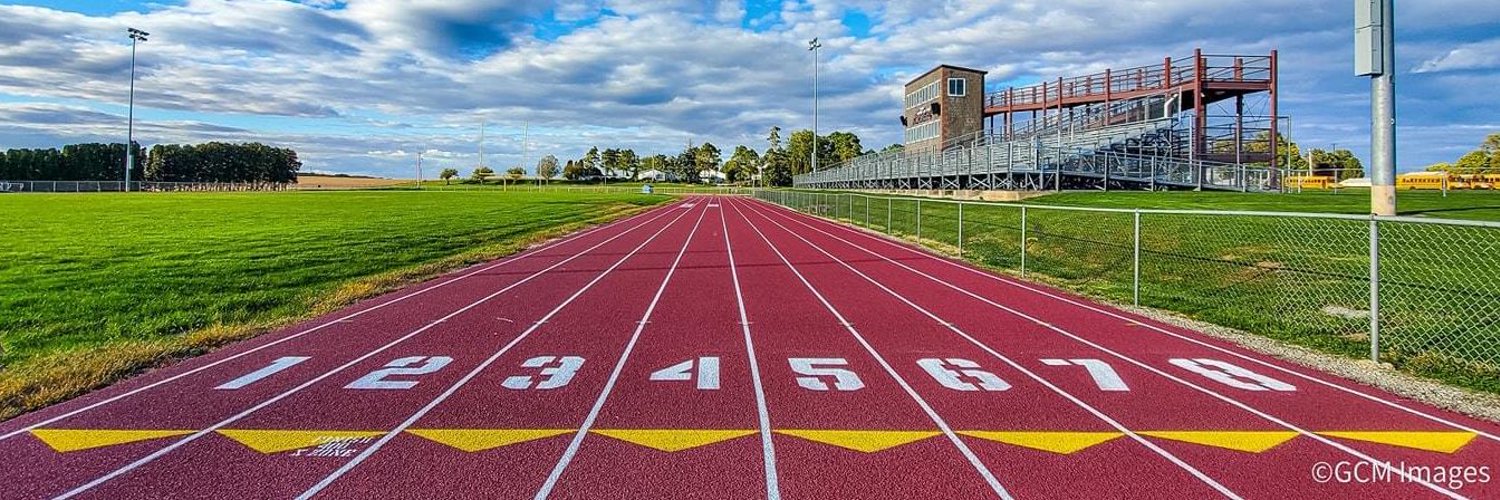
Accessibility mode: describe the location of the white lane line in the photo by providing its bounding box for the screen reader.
[750,199,1468,499]
[0,202,670,443]
[532,200,711,499]
[294,200,704,500]
[54,203,689,500]
[761,196,1500,443]
[722,199,781,500]
[738,199,1239,499]
[725,198,1014,500]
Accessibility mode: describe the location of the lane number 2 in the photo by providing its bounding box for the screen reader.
[345,356,453,390]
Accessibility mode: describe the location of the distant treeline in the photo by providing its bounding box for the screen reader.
[0,142,301,184]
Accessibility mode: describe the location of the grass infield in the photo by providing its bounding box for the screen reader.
[0,190,668,420]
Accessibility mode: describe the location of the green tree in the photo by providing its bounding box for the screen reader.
[827,131,863,163]
[506,166,526,180]
[1455,150,1490,173]
[580,147,601,177]
[439,168,458,185]
[470,166,495,183]
[695,142,722,172]
[536,155,559,182]
[763,126,792,186]
[601,148,621,178]
[620,149,641,180]
[723,145,760,183]
[880,143,905,154]
[1424,162,1454,173]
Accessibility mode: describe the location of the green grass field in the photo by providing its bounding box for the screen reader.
[1027,190,1500,221]
[0,190,667,419]
[780,189,1500,393]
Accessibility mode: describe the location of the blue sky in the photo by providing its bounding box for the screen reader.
[0,0,1497,177]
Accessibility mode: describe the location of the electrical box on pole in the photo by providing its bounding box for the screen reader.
[1354,0,1384,76]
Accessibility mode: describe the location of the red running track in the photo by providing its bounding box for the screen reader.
[3,196,1499,499]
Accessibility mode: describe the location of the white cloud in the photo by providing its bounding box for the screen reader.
[1414,39,1500,73]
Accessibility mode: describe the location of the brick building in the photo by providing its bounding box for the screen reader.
[902,65,987,152]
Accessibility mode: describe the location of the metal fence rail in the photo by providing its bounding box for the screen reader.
[755,189,1500,384]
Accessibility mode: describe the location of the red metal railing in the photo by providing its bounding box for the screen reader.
[985,52,1273,111]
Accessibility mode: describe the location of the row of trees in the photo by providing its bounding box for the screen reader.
[518,128,883,186]
[0,143,144,181]
[0,142,301,184]
[1425,133,1500,173]
[146,143,301,184]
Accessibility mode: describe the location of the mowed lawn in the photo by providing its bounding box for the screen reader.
[0,190,668,419]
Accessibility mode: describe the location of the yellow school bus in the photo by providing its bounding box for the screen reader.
[1285,175,1334,190]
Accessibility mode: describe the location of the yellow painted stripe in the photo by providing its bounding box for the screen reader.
[775,430,940,453]
[406,429,573,452]
[30,429,195,453]
[1139,431,1299,453]
[1319,431,1477,454]
[592,429,756,452]
[217,429,385,454]
[959,431,1123,455]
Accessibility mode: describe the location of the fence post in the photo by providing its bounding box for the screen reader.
[1369,216,1381,362]
[916,198,923,241]
[958,200,965,256]
[865,196,870,227]
[887,197,892,233]
[1020,206,1028,277]
[1133,210,1141,306]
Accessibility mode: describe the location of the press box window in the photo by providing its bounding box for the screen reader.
[947,77,966,97]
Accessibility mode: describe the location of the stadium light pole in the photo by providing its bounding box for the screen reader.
[125,28,149,192]
[1356,0,1395,215]
[809,37,821,174]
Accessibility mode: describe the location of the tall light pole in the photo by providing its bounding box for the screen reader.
[125,28,149,192]
[1356,0,1395,215]
[808,37,821,174]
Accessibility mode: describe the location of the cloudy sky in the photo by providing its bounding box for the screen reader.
[0,0,1497,177]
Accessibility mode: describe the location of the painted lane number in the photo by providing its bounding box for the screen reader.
[502,355,586,390]
[1170,358,1296,392]
[215,356,311,390]
[345,356,453,390]
[789,358,864,391]
[917,358,1011,392]
[650,357,720,390]
[1040,358,1130,391]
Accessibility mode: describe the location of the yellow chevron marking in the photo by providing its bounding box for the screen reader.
[217,429,385,454]
[959,431,1123,455]
[30,429,194,453]
[1139,431,1299,453]
[775,430,940,453]
[592,429,756,452]
[407,429,573,452]
[1319,431,1477,454]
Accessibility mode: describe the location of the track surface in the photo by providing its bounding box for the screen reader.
[3,197,1498,499]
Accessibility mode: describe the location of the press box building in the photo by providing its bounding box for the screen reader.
[902,65,987,152]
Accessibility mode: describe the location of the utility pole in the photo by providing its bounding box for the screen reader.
[809,38,821,174]
[125,28,149,192]
[1357,0,1396,215]
[415,150,423,190]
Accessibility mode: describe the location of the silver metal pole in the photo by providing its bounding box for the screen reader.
[1369,0,1397,216]
[958,201,964,255]
[916,198,922,240]
[1133,210,1141,306]
[1020,206,1028,277]
[1369,216,1381,362]
[125,34,140,191]
[809,38,821,174]
[887,197,892,233]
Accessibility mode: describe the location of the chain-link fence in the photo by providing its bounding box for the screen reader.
[756,189,1500,388]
